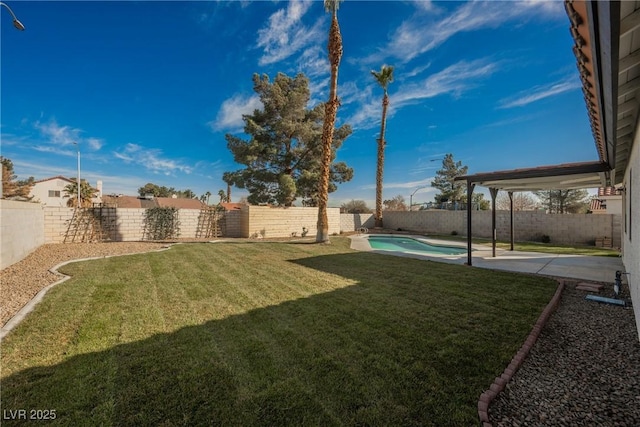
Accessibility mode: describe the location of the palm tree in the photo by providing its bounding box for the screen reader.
[371,65,394,228]
[205,191,212,205]
[316,0,344,243]
[63,180,97,208]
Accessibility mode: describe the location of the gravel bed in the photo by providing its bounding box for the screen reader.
[490,282,640,426]
[1,242,167,327]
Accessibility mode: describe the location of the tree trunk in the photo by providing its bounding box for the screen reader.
[375,93,388,228]
[316,13,343,243]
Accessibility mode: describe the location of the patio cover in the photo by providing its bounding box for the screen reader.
[454,161,611,265]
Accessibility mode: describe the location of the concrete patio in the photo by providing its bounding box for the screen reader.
[349,234,624,284]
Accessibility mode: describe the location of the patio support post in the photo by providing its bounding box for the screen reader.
[490,188,499,258]
[508,191,514,251]
[466,181,475,266]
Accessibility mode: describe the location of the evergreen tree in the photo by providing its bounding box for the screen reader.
[1,157,34,199]
[225,72,352,207]
[431,154,468,206]
[533,189,589,213]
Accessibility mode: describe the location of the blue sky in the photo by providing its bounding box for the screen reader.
[1,0,598,207]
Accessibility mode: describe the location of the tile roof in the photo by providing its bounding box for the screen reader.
[101,195,206,209]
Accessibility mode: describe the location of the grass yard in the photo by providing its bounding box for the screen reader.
[432,235,621,257]
[1,237,556,426]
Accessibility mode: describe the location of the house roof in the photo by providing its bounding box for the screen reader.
[220,202,244,211]
[34,176,75,184]
[157,197,206,209]
[101,195,206,209]
[457,1,634,192]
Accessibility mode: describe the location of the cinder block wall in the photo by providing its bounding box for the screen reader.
[44,206,75,243]
[41,206,340,242]
[341,211,621,247]
[0,200,45,269]
[225,210,244,238]
[242,206,340,238]
[340,213,375,231]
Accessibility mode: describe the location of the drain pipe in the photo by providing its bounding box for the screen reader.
[585,270,630,307]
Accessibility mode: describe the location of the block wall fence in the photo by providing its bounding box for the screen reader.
[0,201,620,269]
[0,200,45,269]
[42,205,340,243]
[340,210,622,247]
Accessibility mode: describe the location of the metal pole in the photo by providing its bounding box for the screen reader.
[77,147,81,208]
[73,142,81,208]
[0,1,25,199]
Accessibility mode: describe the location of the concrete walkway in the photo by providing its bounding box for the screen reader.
[349,234,624,284]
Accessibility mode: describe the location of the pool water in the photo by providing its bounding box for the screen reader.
[367,236,467,256]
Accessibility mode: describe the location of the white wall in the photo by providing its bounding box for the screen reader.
[0,200,45,269]
[622,124,640,339]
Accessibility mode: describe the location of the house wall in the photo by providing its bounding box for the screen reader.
[340,210,622,247]
[622,125,640,339]
[0,200,45,269]
[30,178,71,207]
[605,197,623,215]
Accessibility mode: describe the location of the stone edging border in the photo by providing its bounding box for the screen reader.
[0,245,173,342]
[477,279,566,426]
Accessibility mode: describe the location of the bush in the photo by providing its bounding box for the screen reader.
[540,234,551,243]
[451,230,458,236]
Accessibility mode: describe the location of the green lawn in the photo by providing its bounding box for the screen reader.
[1,237,556,426]
[432,235,621,257]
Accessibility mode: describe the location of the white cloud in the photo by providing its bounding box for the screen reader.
[345,59,497,131]
[498,77,582,109]
[256,0,325,66]
[360,177,433,191]
[210,93,262,132]
[394,59,498,107]
[364,0,564,65]
[114,143,193,176]
[32,119,105,153]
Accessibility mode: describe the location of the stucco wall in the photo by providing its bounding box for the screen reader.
[341,210,622,247]
[0,200,45,269]
[622,124,640,339]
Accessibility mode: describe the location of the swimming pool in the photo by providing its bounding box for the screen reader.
[367,235,467,256]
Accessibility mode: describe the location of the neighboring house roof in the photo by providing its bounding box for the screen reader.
[590,199,604,211]
[598,186,623,197]
[220,202,244,211]
[34,176,74,184]
[101,195,206,209]
[157,197,206,209]
[102,195,142,208]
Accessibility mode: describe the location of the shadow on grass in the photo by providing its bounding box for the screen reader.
[1,250,555,427]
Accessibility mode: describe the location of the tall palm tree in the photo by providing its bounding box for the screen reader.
[316,0,343,243]
[371,65,394,228]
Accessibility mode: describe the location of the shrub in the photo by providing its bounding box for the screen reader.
[451,230,458,236]
[540,234,551,243]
